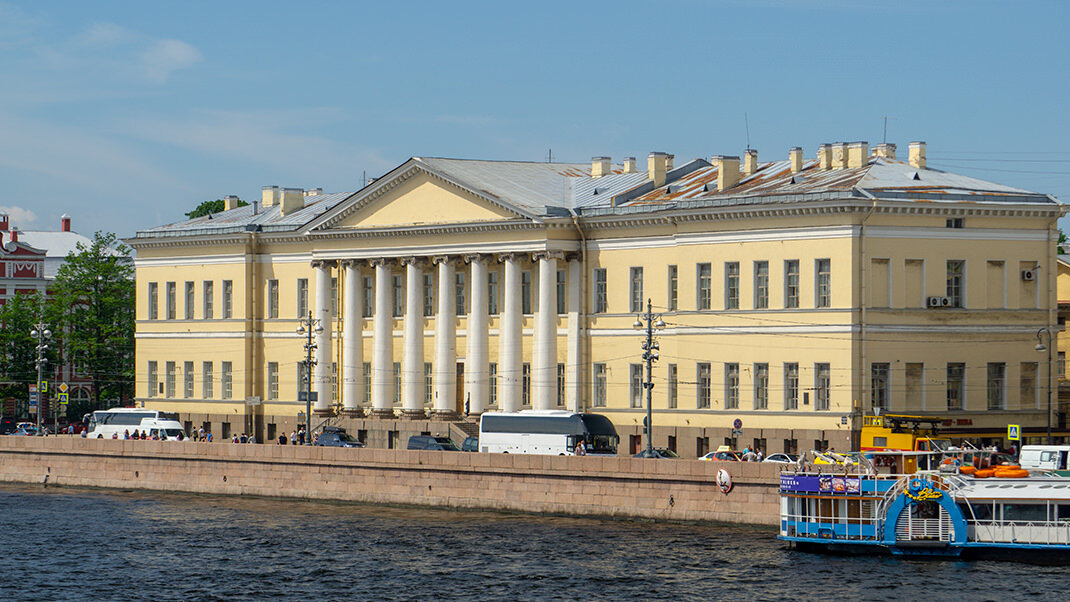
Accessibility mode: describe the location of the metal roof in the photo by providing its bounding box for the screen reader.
[135,192,352,238]
[415,157,590,212]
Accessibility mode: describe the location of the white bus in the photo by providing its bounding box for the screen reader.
[478,410,619,456]
[85,408,186,440]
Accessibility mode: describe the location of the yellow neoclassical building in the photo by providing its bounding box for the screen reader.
[129,141,1063,455]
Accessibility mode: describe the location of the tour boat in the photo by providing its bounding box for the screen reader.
[778,450,1070,558]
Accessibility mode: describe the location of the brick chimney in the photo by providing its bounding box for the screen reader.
[224,195,241,211]
[713,155,741,192]
[743,149,759,176]
[591,156,611,178]
[280,187,305,216]
[0,213,9,232]
[909,141,927,169]
[818,144,832,170]
[261,185,280,207]
[648,152,669,187]
[621,157,637,173]
[10,227,19,243]
[789,147,804,174]
[874,143,896,160]
[847,141,869,168]
[831,143,848,169]
[60,213,71,232]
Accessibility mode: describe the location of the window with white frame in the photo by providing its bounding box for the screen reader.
[522,270,533,314]
[697,362,711,409]
[987,362,1006,410]
[754,363,769,409]
[630,363,643,408]
[522,363,531,406]
[725,363,739,409]
[668,265,678,311]
[148,282,158,320]
[785,260,799,309]
[871,363,890,411]
[725,263,740,310]
[592,269,606,313]
[221,361,232,399]
[202,362,213,399]
[455,272,466,316]
[393,274,404,317]
[166,282,176,320]
[697,263,711,310]
[754,261,769,309]
[556,269,566,314]
[222,280,232,319]
[784,363,799,410]
[557,363,565,406]
[592,363,606,407]
[947,363,965,410]
[296,278,308,317]
[488,271,499,315]
[816,259,831,308]
[947,260,965,308]
[165,361,176,397]
[148,361,158,398]
[267,362,278,400]
[423,273,435,317]
[267,279,278,319]
[668,363,677,409]
[363,275,374,318]
[815,363,831,410]
[203,281,214,319]
[183,361,194,398]
[630,267,644,313]
[185,282,195,319]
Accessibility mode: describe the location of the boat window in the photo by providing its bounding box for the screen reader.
[1002,504,1046,522]
[961,502,992,521]
[872,436,886,447]
[1058,505,1070,522]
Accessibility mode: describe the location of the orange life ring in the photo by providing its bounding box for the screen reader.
[995,464,1021,471]
[974,469,994,478]
[994,469,1029,478]
[959,465,977,475]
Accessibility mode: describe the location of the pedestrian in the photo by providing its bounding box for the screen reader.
[124,429,130,440]
[574,437,586,456]
[312,432,319,446]
[756,449,764,462]
[248,434,256,444]
[198,426,206,441]
[206,431,213,443]
[67,424,74,436]
[297,428,305,445]
[290,430,297,445]
[239,433,247,444]
[278,433,287,445]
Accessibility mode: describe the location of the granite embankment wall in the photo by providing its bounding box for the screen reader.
[0,437,781,525]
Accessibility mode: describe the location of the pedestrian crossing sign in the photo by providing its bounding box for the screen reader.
[1007,424,1020,441]
[58,392,68,405]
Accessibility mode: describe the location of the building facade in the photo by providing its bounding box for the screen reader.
[129,142,1063,455]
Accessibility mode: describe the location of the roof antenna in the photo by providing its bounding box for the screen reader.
[547,148,553,163]
[744,112,751,151]
[882,116,888,144]
[363,170,367,187]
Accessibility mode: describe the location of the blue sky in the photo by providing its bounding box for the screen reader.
[1,0,1067,238]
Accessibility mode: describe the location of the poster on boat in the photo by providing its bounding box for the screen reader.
[780,474,861,494]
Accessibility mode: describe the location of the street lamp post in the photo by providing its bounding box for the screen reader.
[633,299,665,457]
[1036,327,1054,445]
[296,311,323,445]
[31,323,51,435]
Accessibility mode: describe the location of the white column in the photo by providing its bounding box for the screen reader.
[566,256,582,413]
[532,253,558,410]
[498,254,522,413]
[402,258,424,417]
[341,261,362,414]
[433,257,456,416]
[313,261,332,414]
[466,255,489,415]
[371,259,394,417]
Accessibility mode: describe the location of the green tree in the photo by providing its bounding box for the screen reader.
[0,292,54,419]
[185,198,247,219]
[50,231,135,411]
[1059,231,1067,255]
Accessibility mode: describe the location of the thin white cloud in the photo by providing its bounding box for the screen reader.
[0,206,37,227]
[77,22,133,47]
[140,39,202,83]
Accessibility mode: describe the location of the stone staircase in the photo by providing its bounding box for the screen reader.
[449,419,479,443]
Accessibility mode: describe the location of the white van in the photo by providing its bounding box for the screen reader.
[1019,445,1070,471]
[86,408,186,440]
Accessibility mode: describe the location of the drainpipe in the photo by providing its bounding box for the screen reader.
[570,208,588,412]
[855,188,879,449]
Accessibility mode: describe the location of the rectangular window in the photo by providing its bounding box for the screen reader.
[947,260,965,308]
[556,269,566,314]
[185,281,195,319]
[557,363,565,406]
[489,363,498,407]
[754,363,769,409]
[362,362,372,405]
[592,268,606,313]
[630,267,644,313]
[424,363,433,406]
[947,362,965,410]
[165,361,176,397]
[203,281,214,319]
[455,272,466,316]
[697,263,712,310]
[267,279,279,319]
[1020,362,1037,409]
[331,277,338,317]
[784,363,799,410]
[1059,352,1065,378]
[148,283,158,320]
[423,273,435,317]
[332,362,338,401]
[202,362,213,398]
[697,363,711,409]
[906,363,924,410]
[362,276,374,318]
[871,363,890,411]
[222,280,232,319]
[522,363,531,406]
[815,363,830,410]
[183,361,194,398]
[221,361,232,399]
[593,363,607,407]
[785,260,800,309]
[816,259,831,308]
[987,362,1006,410]
[267,362,278,400]
[667,265,678,311]
[488,271,499,315]
[630,364,643,408]
[393,362,401,405]
[522,270,533,314]
[725,363,740,409]
[296,278,308,317]
[166,282,176,320]
[754,261,769,309]
[725,262,740,310]
[393,274,404,317]
[668,363,678,409]
[148,361,158,398]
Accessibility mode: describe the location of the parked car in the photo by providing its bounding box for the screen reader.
[407,435,461,451]
[10,426,37,436]
[763,453,799,464]
[461,436,479,452]
[0,417,16,435]
[701,446,742,462]
[315,426,364,448]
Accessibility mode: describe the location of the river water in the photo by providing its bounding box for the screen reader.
[0,483,1063,601]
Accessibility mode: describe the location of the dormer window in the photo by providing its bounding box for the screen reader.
[946,218,964,229]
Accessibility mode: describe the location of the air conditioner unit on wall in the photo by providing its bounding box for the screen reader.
[1022,269,1036,281]
[927,296,951,308]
